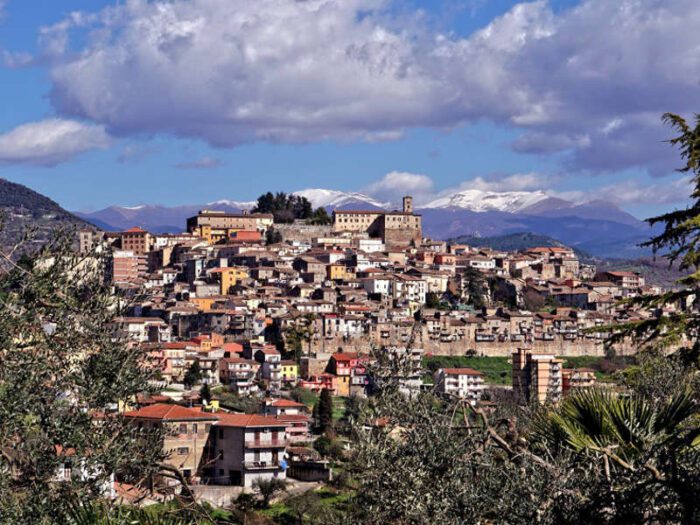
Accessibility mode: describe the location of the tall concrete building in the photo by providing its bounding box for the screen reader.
[512,348,563,404]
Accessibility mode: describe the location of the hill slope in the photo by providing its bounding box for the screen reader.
[0,178,91,248]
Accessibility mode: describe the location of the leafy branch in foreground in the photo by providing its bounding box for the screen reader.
[0,229,163,524]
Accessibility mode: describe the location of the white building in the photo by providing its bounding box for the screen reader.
[434,368,486,404]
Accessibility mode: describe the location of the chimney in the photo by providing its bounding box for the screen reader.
[402,195,413,214]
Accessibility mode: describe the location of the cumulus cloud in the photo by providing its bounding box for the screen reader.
[35,0,700,176]
[175,156,222,170]
[363,171,434,202]
[0,118,110,166]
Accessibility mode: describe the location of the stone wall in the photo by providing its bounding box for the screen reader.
[273,224,333,244]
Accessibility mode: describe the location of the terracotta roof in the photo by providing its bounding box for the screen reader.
[267,398,304,408]
[123,403,217,421]
[215,412,286,428]
[124,227,148,234]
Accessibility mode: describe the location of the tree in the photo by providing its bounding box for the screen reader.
[309,206,332,225]
[253,192,314,224]
[461,266,488,309]
[199,383,211,405]
[284,314,316,360]
[183,361,202,389]
[613,113,700,354]
[266,228,283,245]
[0,230,162,524]
[316,388,334,434]
[253,477,287,508]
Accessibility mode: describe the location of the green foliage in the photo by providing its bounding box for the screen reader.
[614,113,700,352]
[0,231,162,524]
[266,228,284,245]
[290,386,319,408]
[316,389,334,434]
[199,383,211,405]
[253,477,287,508]
[461,265,488,309]
[423,355,512,385]
[253,192,313,224]
[309,207,332,226]
[183,361,202,389]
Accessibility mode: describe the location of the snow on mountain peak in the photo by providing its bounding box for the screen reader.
[293,188,388,209]
[422,189,549,212]
[206,199,256,209]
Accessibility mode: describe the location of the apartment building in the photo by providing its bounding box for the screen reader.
[512,348,563,404]
[112,250,148,283]
[121,227,152,255]
[562,368,597,395]
[434,367,485,404]
[209,413,287,487]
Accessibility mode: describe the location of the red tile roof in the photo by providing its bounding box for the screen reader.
[267,398,304,408]
[123,403,217,421]
[215,412,286,428]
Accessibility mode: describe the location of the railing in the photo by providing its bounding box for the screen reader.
[245,439,287,449]
[242,461,281,470]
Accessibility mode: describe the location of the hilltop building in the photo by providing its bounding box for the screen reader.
[332,195,422,249]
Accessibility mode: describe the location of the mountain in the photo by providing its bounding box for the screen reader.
[450,232,592,259]
[0,178,92,248]
[75,202,248,233]
[422,189,549,212]
[292,189,388,210]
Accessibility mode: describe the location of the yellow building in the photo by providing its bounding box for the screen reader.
[210,267,249,294]
[327,263,354,281]
[281,360,299,383]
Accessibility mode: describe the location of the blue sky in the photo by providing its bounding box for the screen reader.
[0,0,697,216]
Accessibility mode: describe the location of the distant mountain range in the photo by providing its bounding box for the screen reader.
[74,187,659,258]
[0,178,91,249]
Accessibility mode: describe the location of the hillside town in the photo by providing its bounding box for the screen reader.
[70,194,668,500]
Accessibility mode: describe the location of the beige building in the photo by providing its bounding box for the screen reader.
[512,348,563,404]
[187,210,274,242]
[123,404,218,482]
[332,195,422,249]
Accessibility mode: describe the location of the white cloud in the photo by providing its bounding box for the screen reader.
[175,156,222,169]
[555,177,693,207]
[35,0,700,175]
[363,171,434,202]
[0,118,110,166]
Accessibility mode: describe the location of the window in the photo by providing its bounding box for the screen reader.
[176,447,189,455]
[218,428,224,439]
[179,424,188,434]
[219,449,224,460]
[192,424,198,434]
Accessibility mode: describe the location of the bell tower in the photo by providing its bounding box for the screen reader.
[402,195,413,214]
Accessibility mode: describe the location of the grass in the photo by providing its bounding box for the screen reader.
[423,356,512,385]
[558,355,636,381]
[332,397,346,420]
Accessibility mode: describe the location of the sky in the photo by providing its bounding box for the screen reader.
[0,0,698,217]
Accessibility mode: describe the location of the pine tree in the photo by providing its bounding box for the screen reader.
[200,383,211,405]
[317,388,334,434]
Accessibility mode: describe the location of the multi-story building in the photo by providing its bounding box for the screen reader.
[123,404,218,482]
[562,368,597,395]
[112,250,148,283]
[434,367,485,404]
[187,210,274,242]
[262,398,311,444]
[121,227,152,255]
[208,413,288,487]
[219,358,260,395]
[512,348,563,404]
[332,196,422,249]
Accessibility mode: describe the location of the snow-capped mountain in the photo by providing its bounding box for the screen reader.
[421,189,549,213]
[206,199,256,209]
[293,189,388,210]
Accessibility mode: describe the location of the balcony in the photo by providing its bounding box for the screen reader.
[242,460,282,470]
[245,439,287,449]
